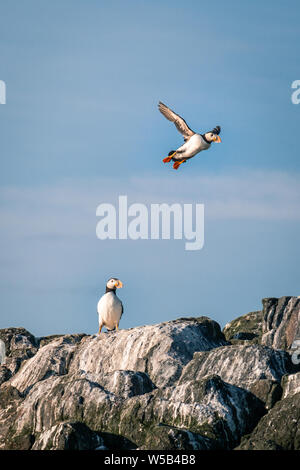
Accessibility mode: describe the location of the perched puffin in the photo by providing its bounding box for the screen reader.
[97,278,123,334]
[158,101,222,170]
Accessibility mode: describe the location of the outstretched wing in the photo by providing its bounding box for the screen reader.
[158,101,195,142]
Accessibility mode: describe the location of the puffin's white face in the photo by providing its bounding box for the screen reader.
[106,278,123,289]
[205,132,222,143]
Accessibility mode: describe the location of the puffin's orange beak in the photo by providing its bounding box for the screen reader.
[115,280,123,288]
[213,135,222,143]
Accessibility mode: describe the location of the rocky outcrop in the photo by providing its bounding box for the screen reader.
[0,366,12,386]
[0,328,38,375]
[236,393,300,450]
[9,334,86,394]
[139,424,221,450]
[0,328,37,358]
[262,297,300,351]
[68,317,228,389]
[0,297,299,450]
[31,422,104,450]
[179,344,292,391]
[223,311,263,344]
[248,379,282,410]
[281,372,300,399]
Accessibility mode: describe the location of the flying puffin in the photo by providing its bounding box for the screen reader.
[97,278,123,334]
[158,101,222,170]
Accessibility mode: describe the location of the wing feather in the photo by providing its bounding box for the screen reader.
[158,101,195,142]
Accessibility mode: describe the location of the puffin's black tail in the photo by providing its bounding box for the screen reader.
[168,150,176,156]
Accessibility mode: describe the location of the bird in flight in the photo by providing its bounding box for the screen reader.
[158,101,222,170]
[97,278,123,334]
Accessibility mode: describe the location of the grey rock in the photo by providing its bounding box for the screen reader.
[38,335,65,348]
[145,374,266,449]
[0,384,25,450]
[249,379,282,409]
[0,310,298,450]
[9,334,86,394]
[281,372,300,399]
[32,421,137,450]
[0,328,37,357]
[31,422,103,450]
[0,328,39,376]
[236,392,300,450]
[223,311,263,345]
[72,369,156,399]
[95,370,156,398]
[262,296,300,351]
[139,424,222,450]
[0,366,12,387]
[179,344,292,391]
[0,374,119,449]
[68,317,228,389]
[7,373,263,450]
[0,317,258,451]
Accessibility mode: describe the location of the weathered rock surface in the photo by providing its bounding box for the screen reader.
[0,372,264,450]
[9,334,86,394]
[262,297,300,351]
[139,424,222,450]
[179,344,292,391]
[0,366,12,386]
[0,299,299,450]
[68,317,228,389]
[0,328,38,375]
[31,422,102,450]
[0,327,37,358]
[144,375,266,448]
[249,379,282,409]
[236,393,300,450]
[281,372,300,399]
[223,311,263,344]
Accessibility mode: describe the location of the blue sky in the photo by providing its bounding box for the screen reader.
[0,0,299,336]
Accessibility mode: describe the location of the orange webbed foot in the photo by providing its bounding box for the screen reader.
[163,151,177,163]
[173,160,185,170]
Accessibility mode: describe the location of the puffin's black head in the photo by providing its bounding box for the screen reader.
[203,126,222,143]
[106,277,123,293]
[212,126,221,135]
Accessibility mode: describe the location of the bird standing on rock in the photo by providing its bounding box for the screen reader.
[158,101,222,170]
[97,278,124,334]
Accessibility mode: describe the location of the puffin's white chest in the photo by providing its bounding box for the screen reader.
[97,292,122,330]
[176,134,210,159]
